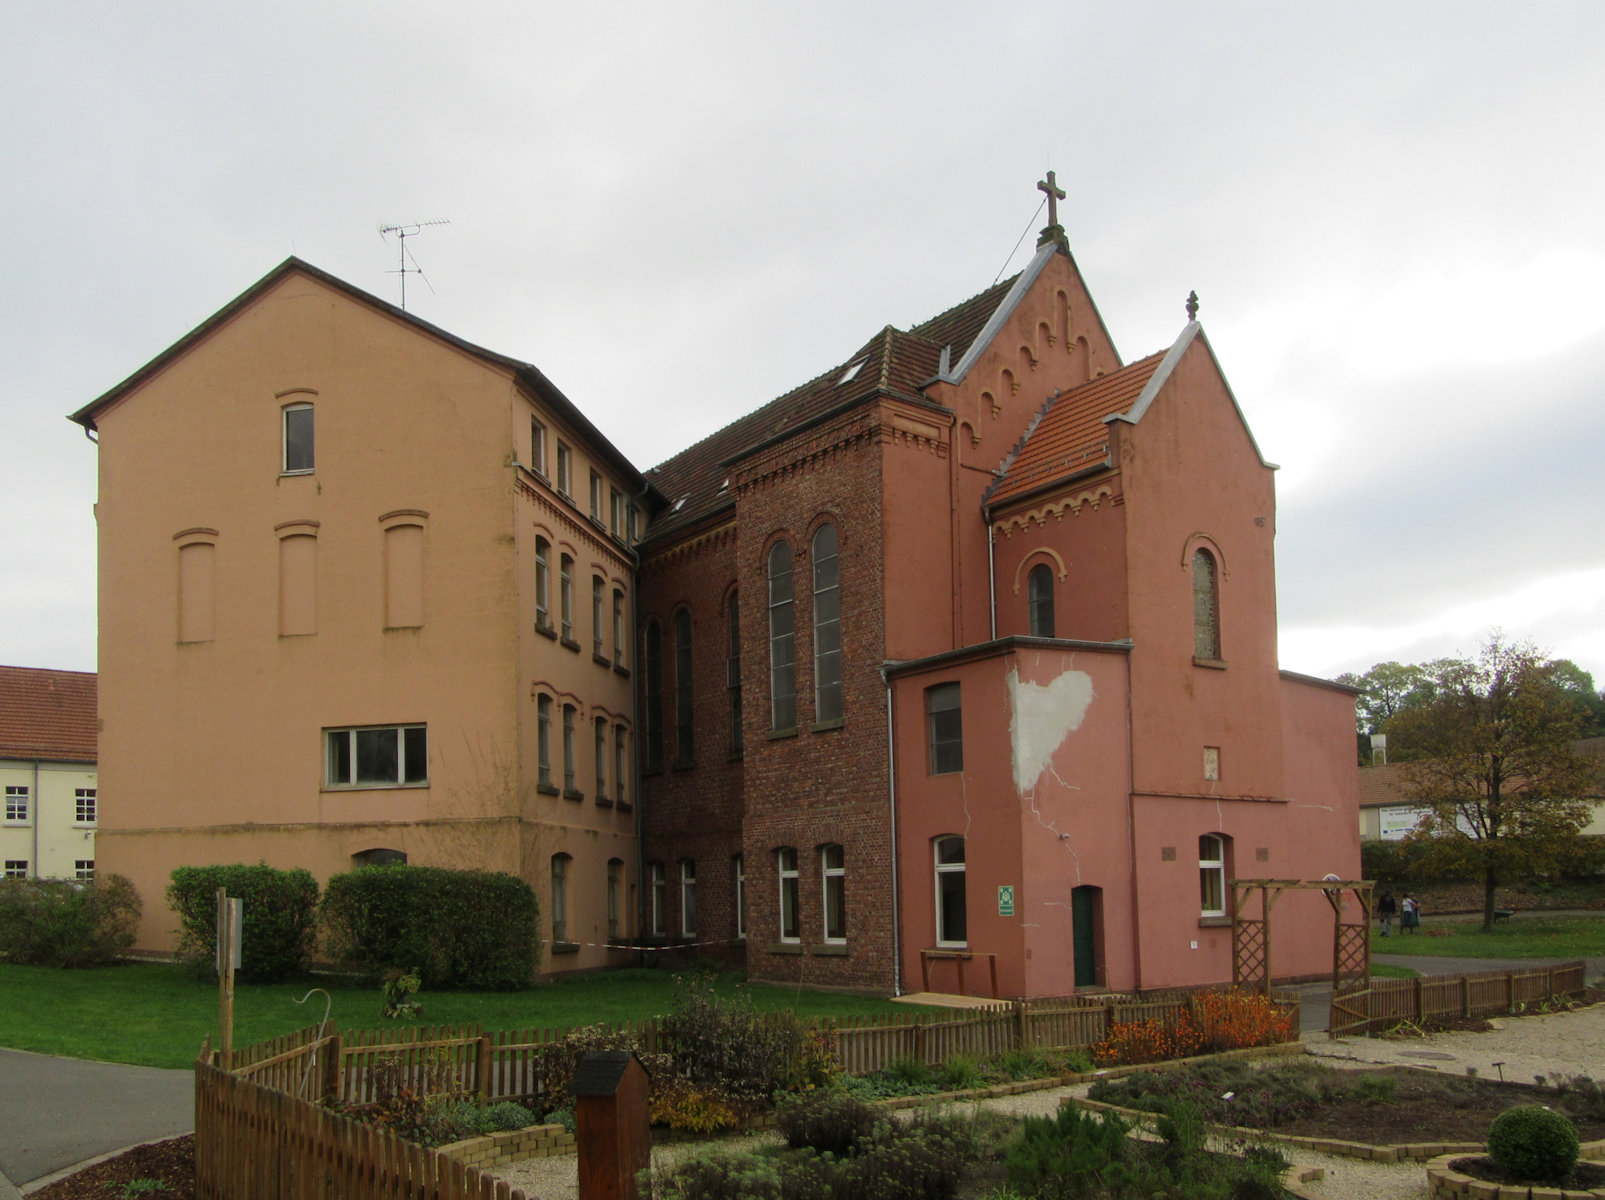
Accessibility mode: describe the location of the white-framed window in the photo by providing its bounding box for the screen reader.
[1200,834,1228,917]
[649,861,666,936]
[812,524,842,723]
[562,705,577,794]
[592,576,605,657]
[530,416,547,477]
[594,716,608,800]
[556,441,572,496]
[4,786,29,823]
[614,726,628,807]
[75,860,95,882]
[768,541,796,730]
[1028,562,1055,638]
[3,860,27,879]
[777,846,800,942]
[681,859,697,937]
[935,836,967,947]
[627,504,639,544]
[560,555,575,641]
[551,853,570,943]
[674,608,693,762]
[537,695,553,788]
[535,537,551,630]
[75,788,97,825]
[606,859,622,940]
[325,725,428,787]
[927,683,963,774]
[611,487,625,537]
[590,470,603,522]
[282,403,314,474]
[733,853,746,939]
[821,844,846,943]
[613,589,625,668]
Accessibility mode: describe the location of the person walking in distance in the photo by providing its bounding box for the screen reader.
[1400,893,1419,934]
[1377,890,1397,937]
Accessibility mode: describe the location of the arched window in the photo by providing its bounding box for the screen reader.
[560,554,575,642]
[934,836,967,947]
[821,844,846,943]
[644,620,663,770]
[1028,562,1055,638]
[534,537,551,631]
[674,608,693,762]
[727,591,743,754]
[768,542,796,730]
[812,524,842,722]
[612,588,625,667]
[776,847,800,942]
[680,859,697,936]
[592,576,605,657]
[536,694,553,788]
[1192,548,1220,660]
[1199,834,1228,917]
[606,858,622,941]
[594,715,608,800]
[550,853,571,943]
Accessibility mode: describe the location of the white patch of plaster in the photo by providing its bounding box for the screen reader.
[1008,665,1095,793]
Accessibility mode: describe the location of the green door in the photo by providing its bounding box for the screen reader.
[1071,886,1099,988]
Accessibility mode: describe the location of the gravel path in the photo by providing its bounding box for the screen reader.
[493,1004,1605,1200]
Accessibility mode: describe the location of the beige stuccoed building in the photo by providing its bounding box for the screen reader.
[71,259,650,973]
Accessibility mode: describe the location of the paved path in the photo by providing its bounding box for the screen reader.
[0,1049,192,1197]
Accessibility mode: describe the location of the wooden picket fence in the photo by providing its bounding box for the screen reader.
[201,985,1302,1198]
[1343,960,1587,1036]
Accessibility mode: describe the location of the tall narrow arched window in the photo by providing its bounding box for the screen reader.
[1199,834,1228,917]
[812,524,842,722]
[1028,562,1055,638]
[644,620,663,770]
[1192,548,1220,660]
[727,591,743,755]
[560,554,575,642]
[550,853,571,944]
[768,542,795,731]
[534,537,551,631]
[674,608,693,763]
[592,576,605,657]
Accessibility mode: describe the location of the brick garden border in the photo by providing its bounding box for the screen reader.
[1424,1142,1605,1199]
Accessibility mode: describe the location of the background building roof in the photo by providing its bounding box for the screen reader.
[0,665,97,763]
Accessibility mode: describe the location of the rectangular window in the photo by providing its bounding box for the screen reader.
[822,844,846,943]
[530,417,547,476]
[650,862,666,936]
[610,487,625,537]
[592,577,605,657]
[75,860,95,882]
[75,788,97,825]
[627,505,639,544]
[613,590,625,668]
[615,727,628,807]
[325,725,428,787]
[551,856,569,944]
[537,695,553,787]
[733,854,746,939]
[777,847,800,942]
[607,860,621,940]
[590,470,603,522]
[681,860,697,937]
[556,442,572,496]
[1200,835,1227,917]
[4,786,29,823]
[927,683,963,774]
[595,716,608,800]
[935,836,967,946]
[562,705,577,795]
[3,861,27,879]
[282,404,314,474]
[535,538,551,630]
[560,555,574,642]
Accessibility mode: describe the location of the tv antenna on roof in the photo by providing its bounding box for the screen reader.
[377,218,450,311]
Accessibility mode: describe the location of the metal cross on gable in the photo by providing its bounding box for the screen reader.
[1038,171,1066,229]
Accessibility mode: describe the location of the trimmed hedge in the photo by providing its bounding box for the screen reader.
[321,865,540,990]
[1487,1104,1579,1182]
[168,863,320,982]
[0,874,141,967]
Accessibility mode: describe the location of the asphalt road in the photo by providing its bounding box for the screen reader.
[0,1049,192,1197]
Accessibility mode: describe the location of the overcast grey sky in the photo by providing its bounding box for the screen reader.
[5,2,1603,683]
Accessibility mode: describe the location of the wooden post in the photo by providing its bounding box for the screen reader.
[574,1051,651,1200]
[323,1033,342,1103]
[476,1035,492,1104]
[1014,1000,1028,1052]
[215,888,240,1070]
[1461,976,1471,1018]
[1413,976,1425,1024]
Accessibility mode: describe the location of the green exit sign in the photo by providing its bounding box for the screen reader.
[998,885,1015,916]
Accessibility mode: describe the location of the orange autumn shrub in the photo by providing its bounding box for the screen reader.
[1092,990,1293,1066]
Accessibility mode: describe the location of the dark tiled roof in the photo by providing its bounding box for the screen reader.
[0,666,97,763]
[987,351,1165,506]
[641,276,1021,547]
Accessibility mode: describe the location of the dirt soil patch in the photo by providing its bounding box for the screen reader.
[1448,1155,1605,1191]
[29,1135,195,1200]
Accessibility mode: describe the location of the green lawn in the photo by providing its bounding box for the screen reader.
[1371,914,1605,960]
[1368,963,1419,979]
[0,963,937,1070]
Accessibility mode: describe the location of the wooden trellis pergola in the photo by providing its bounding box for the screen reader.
[1230,878,1374,996]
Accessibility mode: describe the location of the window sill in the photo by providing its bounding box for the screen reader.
[672,760,696,772]
[550,941,581,955]
[642,766,664,777]
[925,945,971,957]
[588,515,607,532]
[595,796,613,808]
[615,801,633,812]
[279,470,315,479]
[537,782,561,797]
[767,941,804,956]
[810,943,848,957]
[535,623,557,641]
[593,652,612,668]
[323,781,430,793]
[561,637,582,653]
[612,662,630,678]
[727,750,744,763]
[810,718,845,734]
[1193,657,1228,671]
[1198,915,1231,928]
[766,727,798,741]
[563,788,584,802]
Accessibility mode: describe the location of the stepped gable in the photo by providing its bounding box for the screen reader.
[642,275,1021,547]
[987,350,1164,506]
[0,665,98,763]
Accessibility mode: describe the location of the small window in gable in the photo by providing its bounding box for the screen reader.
[1028,562,1055,638]
[530,417,547,476]
[283,404,314,474]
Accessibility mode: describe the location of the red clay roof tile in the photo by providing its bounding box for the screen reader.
[0,665,97,763]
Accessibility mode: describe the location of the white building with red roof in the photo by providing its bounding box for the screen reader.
[0,665,98,880]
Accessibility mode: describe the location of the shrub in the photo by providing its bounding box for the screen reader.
[321,865,540,990]
[886,1054,935,1087]
[938,1052,983,1091]
[483,1101,537,1131]
[540,1024,672,1113]
[0,874,140,967]
[1355,1073,1398,1104]
[997,1047,1049,1081]
[380,967,422,1019]
[649,1075,745,1133]
[168,864,318,982]
[776,1090,880,1155]
[1487,1105,1579,1182]
[1188,989,1293,1053]
[1006,1104,1135,1199]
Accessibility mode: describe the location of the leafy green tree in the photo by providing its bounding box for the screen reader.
[1390,636,1602,930]
[1337,659,1442,761]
